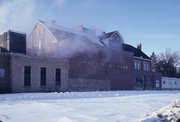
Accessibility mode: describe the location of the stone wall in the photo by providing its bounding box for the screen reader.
[10,53,69,93]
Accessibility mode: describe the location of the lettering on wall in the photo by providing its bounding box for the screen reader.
[81,61,128,70]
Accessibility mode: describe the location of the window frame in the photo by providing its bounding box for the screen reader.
[143,61,150,71]
[40,67,46,86]
[134,60,141,70]
[24,66,31,87]
[55,68,61,87]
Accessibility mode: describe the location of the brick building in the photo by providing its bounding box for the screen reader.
[0,20,161,93]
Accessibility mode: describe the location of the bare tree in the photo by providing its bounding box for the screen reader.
[158,48,180,67]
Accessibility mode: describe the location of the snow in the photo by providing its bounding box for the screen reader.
[140,99,180,122]
[0,91,180,122]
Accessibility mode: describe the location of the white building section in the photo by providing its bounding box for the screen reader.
[161,77,180,90]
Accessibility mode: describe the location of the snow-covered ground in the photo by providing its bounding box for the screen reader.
[0,91,179,122]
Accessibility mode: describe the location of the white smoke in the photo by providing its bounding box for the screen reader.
[0,0,36,33]
[27,20,104,59]
[0,0,67,34]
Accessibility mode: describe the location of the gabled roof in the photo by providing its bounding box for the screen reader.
[38,20,104,46]
[36,20,150,60]
[122,43,150,59]
[99,31,124,41]
[104,31,116,38]
[38,20,85,38]
[99,31,116,40]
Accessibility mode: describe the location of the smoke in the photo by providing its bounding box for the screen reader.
[0,0,123,59]
[27,21,104,59]
[0,0,36,33]
[0,0,67,34]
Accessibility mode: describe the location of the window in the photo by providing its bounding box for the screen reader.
[175,82,177,85]
[40,67,46,86]
[163,81,166,84]
[137,62,141,70]
[0,69,5,78]
[156,80,160,87]
[24,66,31,86]
[56,69,61,86]
[143,62,150,71]
[134,60,141,70]
[134,62,137,70]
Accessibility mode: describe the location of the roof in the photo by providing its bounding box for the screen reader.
[38,20,104,46]
[105,31,116,38]
[37,20,150,60]
[122,43,150,59]
[99,31,116,40]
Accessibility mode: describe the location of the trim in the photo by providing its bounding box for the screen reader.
[37,21,58,43]
[162,77,180,80]
[134,56,151,62]
[110,31,124,43]
[9,30,26,35]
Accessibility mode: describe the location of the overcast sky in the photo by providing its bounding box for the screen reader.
[0,0,179,56]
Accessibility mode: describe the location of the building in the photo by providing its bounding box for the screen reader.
[0,30,26,54]
[0,53,69,93]
[161,77,180,90]
[27,20,161,91]
[0,30,69,93]
[0,20,161,93]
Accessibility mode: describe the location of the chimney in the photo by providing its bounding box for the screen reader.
[137,43,142,50]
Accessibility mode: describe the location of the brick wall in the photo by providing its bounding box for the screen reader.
[68,47,134,90]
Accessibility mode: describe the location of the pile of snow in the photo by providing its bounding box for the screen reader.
[139,99,180,122]
[0,91,180,122]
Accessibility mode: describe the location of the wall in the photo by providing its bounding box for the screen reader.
[10,53,69,93]
[161,77,180,90]
[108,49,134,90]
[0,53,11,93]
[0,34,4,48]
[133,58,162,90]
[68,78,109,91]
[68,47,134,91]
[27,22,58,57]
[9,31,26,54]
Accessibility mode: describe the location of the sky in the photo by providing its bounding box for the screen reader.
[0,0,180,56]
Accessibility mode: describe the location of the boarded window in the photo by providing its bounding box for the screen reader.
[24,66,31,86]
[56,69,61,86]
[0,69,5,78]
[40,67,46,86]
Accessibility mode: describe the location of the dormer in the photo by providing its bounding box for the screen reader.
[99,31,124,49]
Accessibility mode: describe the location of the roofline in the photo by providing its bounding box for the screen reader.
[8,30,26,35]
[110,31,124,42]
[37,20,58,43]
[10,53,69,62]
[134,56,151,62]
[162,77,180,80]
